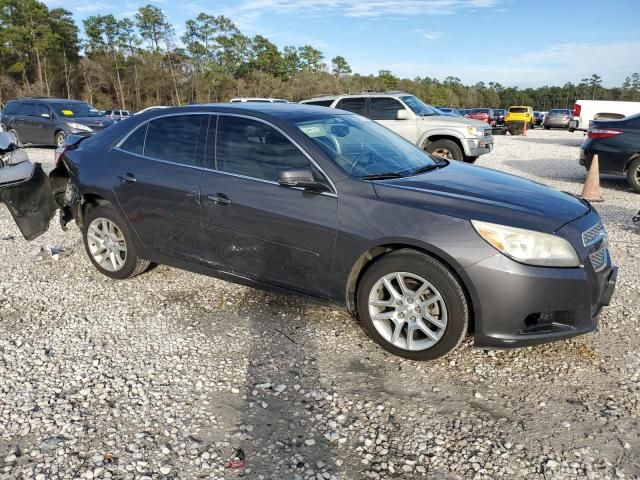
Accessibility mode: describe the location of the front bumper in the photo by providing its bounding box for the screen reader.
[463,212,617,349]
[462,136,493,156]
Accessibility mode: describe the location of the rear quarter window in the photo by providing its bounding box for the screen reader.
[119,124,147,155]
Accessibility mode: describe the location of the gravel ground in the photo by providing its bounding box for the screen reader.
[1,129,639,480]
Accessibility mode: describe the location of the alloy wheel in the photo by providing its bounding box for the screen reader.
[432,148,453,160]
[86,217,127,272]
[368,272,448,351]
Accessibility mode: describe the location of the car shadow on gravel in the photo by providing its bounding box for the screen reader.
[508,135,585,147]
[230,288,344,478]
[503,158,632,191]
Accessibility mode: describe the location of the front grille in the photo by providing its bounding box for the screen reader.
[589,248,608,272]
[582,222,607,247]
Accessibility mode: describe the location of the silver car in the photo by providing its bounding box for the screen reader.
[543,109,572,129]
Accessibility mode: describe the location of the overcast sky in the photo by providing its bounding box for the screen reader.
[44,0,640,88]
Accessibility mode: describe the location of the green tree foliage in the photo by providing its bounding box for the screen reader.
[0,1,636,111]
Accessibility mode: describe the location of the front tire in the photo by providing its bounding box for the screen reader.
[82,204,150,279]
[627,157,640,193]
[55,130,66,147]
[356,250,469,361]
[424,139,463,161]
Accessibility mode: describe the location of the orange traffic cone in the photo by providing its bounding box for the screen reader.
[579,154,604,202]
[522,121,527,136]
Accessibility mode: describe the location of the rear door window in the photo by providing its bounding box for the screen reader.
[335,97,367,116]
[370,97,404,120]
[18,103,36,116]
[143,115,207,166]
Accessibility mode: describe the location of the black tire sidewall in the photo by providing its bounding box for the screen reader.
[425,139,463,161]
[82,204,141,279]
[627,157,640,193]
[356,252,468,361]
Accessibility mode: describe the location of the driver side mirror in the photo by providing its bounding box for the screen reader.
[278,169,330,193]
[40,112,51,119]
[396,109,411,120]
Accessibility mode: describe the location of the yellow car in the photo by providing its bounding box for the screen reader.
[505,106,535,130]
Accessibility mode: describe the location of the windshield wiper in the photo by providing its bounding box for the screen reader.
[410,162,448,175]
[360,172,404,180]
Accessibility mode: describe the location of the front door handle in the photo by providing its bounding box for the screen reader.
[117,173,137,184]
[207,193,231,206]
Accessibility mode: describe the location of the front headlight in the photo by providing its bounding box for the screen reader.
[471,220,580,267]
[66,122,92,132]
[466,126,484,137]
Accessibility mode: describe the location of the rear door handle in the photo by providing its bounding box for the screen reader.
[117,173,137,184]
[207,193,231,206]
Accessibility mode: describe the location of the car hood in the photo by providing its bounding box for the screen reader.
[69,117,114,128]
[372,161,590,232]
[420,114,487,128]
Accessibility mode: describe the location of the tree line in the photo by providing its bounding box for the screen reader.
[1,0,639,112]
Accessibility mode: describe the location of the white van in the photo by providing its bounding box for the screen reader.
[569,100,640,131]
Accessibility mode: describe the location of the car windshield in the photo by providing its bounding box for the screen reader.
[400,95,439,116]
[52,102,103,118]
[471,108,490,114]
[509,107,528,113]
[294,114,438,178]
[494,109,506,115]
[550,109,570,115]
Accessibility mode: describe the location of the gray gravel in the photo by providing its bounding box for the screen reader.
[1,130,639,479]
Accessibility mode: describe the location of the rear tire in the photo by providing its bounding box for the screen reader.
[356,249,469,361]
[82,204,150,280]
[627,157,640,193]
[424,139,463,161]
[544,126,550,130]
[464,156,478,163]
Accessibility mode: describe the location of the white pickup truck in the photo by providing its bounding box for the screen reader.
[569,100,640,131]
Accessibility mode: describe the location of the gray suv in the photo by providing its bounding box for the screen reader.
[301,92,493,162]
[1,98,114,146]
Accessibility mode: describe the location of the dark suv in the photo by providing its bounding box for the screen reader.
[0,104,617,361]
[0,98,113,146]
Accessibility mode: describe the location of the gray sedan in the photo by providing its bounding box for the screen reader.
[0,104,617,360]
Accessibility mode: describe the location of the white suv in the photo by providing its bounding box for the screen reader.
[300,92,493,162]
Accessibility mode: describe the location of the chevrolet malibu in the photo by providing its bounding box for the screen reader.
[0,104,617,360]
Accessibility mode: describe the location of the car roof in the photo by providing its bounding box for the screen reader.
[302,91,413,103]
[152,103,352,120]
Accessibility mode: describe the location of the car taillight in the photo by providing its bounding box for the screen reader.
[587,129,622,139]
[572,104,581,117]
